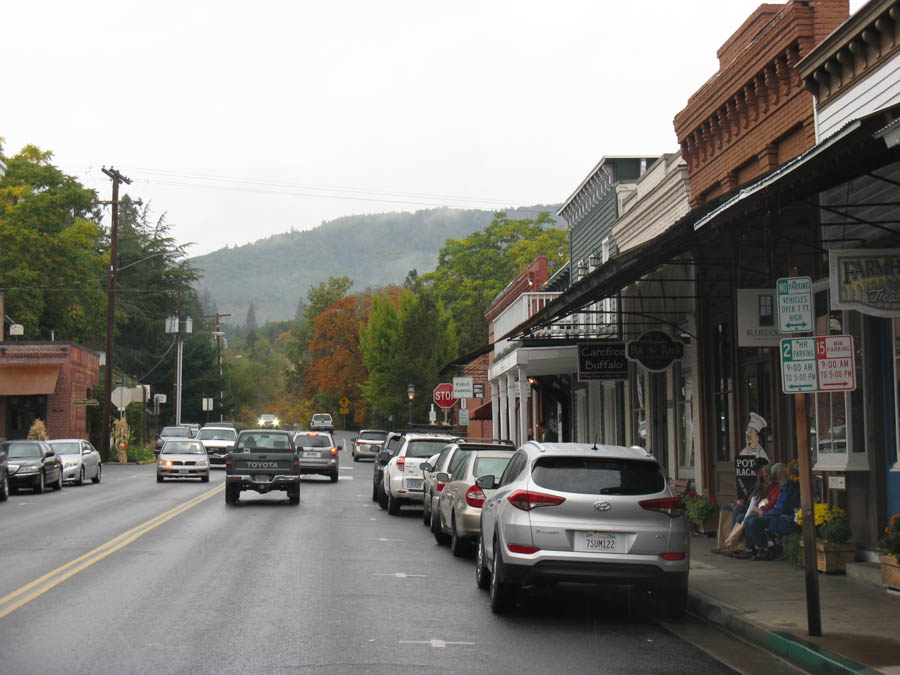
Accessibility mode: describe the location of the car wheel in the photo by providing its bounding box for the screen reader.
[387,492,400,516]
[372,481,379,502]
[330,471,338,483]
[489,538,516,613]
[76,467,85,486]
[225,485,239,504]
[288,487,300,505]
[377,483,388,510]
[201,473,210,483]
[353,454,359,462]
[450,517,469,557]
[0,471,8,502]
[422,498,431,526]
[34,472,45,494]
[52,468,63,490]
[92,464,102,484]
[433,512,450,545]
[475,534,491,589]
[657,588,688,620]
[157,474,164,483]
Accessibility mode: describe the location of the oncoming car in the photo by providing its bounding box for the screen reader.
[310,413,333,433]
[157,439,210,482]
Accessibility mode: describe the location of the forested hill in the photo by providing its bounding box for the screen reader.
[192,205,561,324]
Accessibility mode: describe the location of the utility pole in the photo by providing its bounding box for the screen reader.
[100,167,132,463]
[204,311,231,421]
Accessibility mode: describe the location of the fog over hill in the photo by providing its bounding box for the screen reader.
[191,205,561,325]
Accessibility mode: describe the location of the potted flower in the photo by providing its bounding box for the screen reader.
[796,503,854,573]
[684,492,719,535]
[879,513,900,590]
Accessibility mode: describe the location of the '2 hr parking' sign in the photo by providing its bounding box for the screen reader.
[780,335,856,394]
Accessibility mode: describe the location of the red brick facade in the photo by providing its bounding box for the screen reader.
[0,342,100,440]
[674,0,849,207]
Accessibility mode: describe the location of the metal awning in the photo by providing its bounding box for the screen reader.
[0,365,61,395]
[500,105,900,342]
[469,399,492,421]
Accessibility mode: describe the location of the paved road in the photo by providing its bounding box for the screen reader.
[0,431,779,674]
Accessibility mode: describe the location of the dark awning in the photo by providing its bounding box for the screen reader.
[500,105,900,342]
[0,365,60,395]
[469,399,492,421]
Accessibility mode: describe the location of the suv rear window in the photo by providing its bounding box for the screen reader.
[359,431,386,441]
[406,440,451,458]
[295,434,332,448]
[531,457,664,495]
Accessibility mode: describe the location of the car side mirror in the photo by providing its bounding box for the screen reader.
[46,450,55,458]
[83,448,91,455]
[475,475,497,490]
[420,462,433,473]
[436,472,450,484]
[378,451,391,463]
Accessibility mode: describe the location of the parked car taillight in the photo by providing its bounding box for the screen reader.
[465,484,486,508]
[436,480,446,492]
[397,456,405,471]
[507,543,540,554]
[330,447,338,456]
[638,497,685,518]
[507,490,566,511]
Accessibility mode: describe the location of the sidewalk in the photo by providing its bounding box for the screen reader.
[687,536,900,674]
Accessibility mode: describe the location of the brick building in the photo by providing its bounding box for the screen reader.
[0,342,101,440]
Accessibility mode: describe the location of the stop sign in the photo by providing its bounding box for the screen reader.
[433,383,457,411]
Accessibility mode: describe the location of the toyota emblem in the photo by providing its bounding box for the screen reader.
[593,501,611,511]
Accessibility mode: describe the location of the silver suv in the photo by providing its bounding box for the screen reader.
[476,442,690,617]
[380,433,456,515]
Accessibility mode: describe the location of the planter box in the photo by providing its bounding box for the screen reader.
[693,512,719,537]
[881,555,900,590]
[800,541,855,574]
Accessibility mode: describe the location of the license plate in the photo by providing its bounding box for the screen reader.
[303,451,319,458]
[575,532,618,553]
[179,469,188,474]
[253,474,270,482]
[405,479,423,490]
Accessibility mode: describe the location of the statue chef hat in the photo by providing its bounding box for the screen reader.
[747,412,767,433]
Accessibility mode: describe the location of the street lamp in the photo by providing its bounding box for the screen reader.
[407,384,415,425]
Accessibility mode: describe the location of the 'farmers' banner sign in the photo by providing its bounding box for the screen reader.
[830,248,900,317]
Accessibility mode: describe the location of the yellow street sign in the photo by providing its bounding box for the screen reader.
[339,396,350,408]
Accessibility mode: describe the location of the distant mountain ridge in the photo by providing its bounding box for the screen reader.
[191,205,561,324]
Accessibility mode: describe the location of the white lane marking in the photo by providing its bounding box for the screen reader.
[338,476,353,481]
[340,466,353,471]
[369,518,376,521]
[375,537,402,542]
[398,640,474,648]
[373,572,426,578]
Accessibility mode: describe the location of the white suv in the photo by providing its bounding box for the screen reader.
[381,434,455,515]
[476,442,690,616]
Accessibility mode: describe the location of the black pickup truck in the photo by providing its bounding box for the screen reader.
[225,429,301,505]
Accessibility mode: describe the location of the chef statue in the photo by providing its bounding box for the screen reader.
[739,412,769,461]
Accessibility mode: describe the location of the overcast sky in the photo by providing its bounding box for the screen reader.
[4,1,864,256]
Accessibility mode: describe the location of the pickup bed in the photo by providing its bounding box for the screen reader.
[225,429,301,505]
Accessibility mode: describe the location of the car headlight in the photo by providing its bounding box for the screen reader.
[64,461,79,468]
[7,464,19,475]
[163,460,174,467]
[18,465,39,473]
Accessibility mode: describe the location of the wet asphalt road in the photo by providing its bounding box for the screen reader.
[0,431,752,674]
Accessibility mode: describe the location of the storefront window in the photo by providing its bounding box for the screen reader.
[712,321,734,462]
[676,360,695,471]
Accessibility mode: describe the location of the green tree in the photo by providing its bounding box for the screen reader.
[423,211,566,355]
[0,144,106,343]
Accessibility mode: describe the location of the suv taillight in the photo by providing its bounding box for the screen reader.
[639,497,685,518]
[465,485,486,508]
[292,454,300,472]
[225,455,232,471]
[436,480,446,492]
[507,490,566,511]
[330,447,338,456]
[397,456,405,471]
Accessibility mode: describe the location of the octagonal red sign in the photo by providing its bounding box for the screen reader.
[433,383,457,411]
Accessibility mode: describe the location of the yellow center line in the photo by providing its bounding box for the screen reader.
[0,483,224,619]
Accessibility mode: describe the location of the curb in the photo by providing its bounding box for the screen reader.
[687,590,878,674]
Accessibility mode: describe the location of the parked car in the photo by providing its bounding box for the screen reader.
[433,450,514,555]
[48,439,102,485]
[225,429,300,504]
[293,431,339,482]
[372,431,406,504]
[195,425,237,466]
[475,442,689,616]
[380,433,456,515]
[0,447,8,501]
[310,413,333,433]
[155,426,192,455]
[157,439,210,482]
[1,440,63,494]
[352,429,387,462]
[421,438,514,528]
[182,423,201,437]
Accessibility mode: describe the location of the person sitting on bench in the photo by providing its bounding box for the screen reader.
[745,463,800,560]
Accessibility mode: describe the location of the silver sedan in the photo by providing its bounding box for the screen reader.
[157,439,210,482]
[48,439,102,485]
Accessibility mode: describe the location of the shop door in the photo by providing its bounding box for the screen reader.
[739,356,774,462]
[5,395,47,440]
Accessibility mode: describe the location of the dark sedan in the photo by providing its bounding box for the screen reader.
[1,440,63,494]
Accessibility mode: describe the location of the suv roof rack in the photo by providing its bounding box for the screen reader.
[451,437,514,446]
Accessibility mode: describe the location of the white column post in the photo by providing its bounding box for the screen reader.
[517,367,529,446]
[491,379,500,441]
[506,373,517,446]
[498,376,509,441]
[531,381,539,443]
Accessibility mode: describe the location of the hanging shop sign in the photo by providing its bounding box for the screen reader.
[626,331,684,372]
[736,288,781,346]
[577,341,628,381]
[829,248,900,317]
